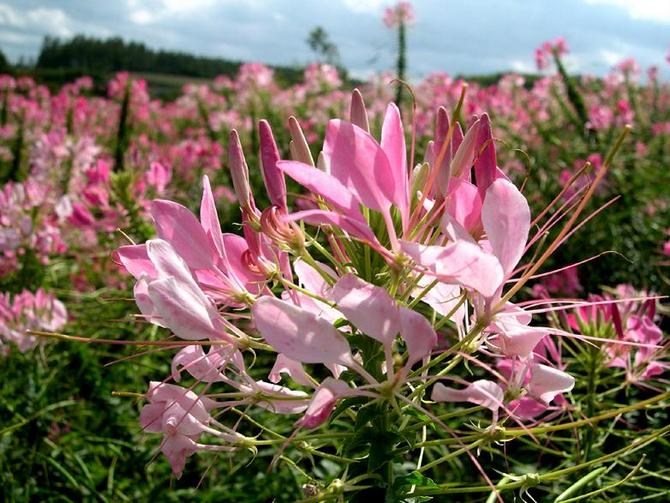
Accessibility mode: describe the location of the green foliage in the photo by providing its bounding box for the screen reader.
[0,292,305,502]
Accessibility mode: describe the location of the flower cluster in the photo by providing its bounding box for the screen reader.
[0,288,67,354]
[383,1,415,28]
[113,91,599,480]
[0,180,65,276]
[535,36,569,70]
[569,285,667,383]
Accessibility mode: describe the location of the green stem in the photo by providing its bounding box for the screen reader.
[395,21,406,106]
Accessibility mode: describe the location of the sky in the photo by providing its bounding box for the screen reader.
[1,0,669,79]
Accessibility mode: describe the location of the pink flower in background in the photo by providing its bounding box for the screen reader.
[383,1,415,28]
[588,105,614,130]
[532,264,583,297]
[663,228,670,256]
[616,99,634,125]
[615,58,641,79]
[567,285,666,384]
[237,63,275,89]
[0,289,67,353]
[552,37,569,57]
[535,48,548,70]
[536,36,569,70]
[303,63,342,92]
[146,161,172,194]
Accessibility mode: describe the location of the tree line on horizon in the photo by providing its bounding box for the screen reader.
[35,35,307,82]
[0,33,536,94]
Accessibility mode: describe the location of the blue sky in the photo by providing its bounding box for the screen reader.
[1,0,669,78]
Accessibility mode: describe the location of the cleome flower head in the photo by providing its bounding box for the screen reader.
[114,89,645,483]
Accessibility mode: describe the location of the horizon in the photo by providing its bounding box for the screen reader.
[1,0,670,79]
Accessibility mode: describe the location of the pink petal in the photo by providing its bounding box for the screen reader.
[148,276,225,341]
[494,322,548,357]
[323,119,395,215]
[293,257,337,297]
[349,89,370,133]
[381,103,409,229]
[509,397,548,419]
[227,129,255,212]
[171,345,227,382]
[278,160,363,220]
[330,274,400,346]
[431,380,504,413]
[429,106,463,196]
[161,402,210,436]
[114,244,156,279]
[200,175,225,258]
[400,240,504,297]
[244,380,309,414]
[139,402,164,433]
[527,364,574,404]
[450,117,481,179]
[133,277,164,326]
[288,116,314,165]
[258,120,287,211]
[161,433,198,477]
[269,353,313,387]
[221,233,265,293]
[145,239,208,300]
[297,378,351,429]
[147,381,216,419]
[283,290,341,324]
[252,296,354,367]
[445,178,482,232]
[151,200,214,270]
[285,209,380,247]
[441,212,477,244]
[399,307,437,366]
[413,277,464,324]
[641,361,665,380]
[473,114,500,195]
[481,179,530,275]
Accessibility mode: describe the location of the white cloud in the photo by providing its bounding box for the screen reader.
[0,4,22,26]
[599,48,625,66]
[584,0,670,23]
[342,0,386,14]
[0,3,71,35]
[510,60,534,73]
[126,0,218,24]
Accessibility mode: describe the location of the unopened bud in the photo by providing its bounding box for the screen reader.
[228,129,254,214]
[288,116,314,166]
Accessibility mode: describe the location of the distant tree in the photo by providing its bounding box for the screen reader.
[306,27,340,66]
[32,34,312,87]
[36,35,242,79]
[0,49,8,73]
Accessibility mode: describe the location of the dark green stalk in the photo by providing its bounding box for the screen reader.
[0,87,8,127]
[6,111,25,182]
[113,78,132,173]
[582,344,601,461]
[110,172,153,242]
[552,51,597,146]
[65,103,74,136]
[395,21,406,106]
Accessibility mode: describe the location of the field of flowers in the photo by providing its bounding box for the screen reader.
[1,30,669,502]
